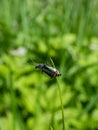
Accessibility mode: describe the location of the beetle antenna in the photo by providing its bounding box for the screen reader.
[27,58,37,66]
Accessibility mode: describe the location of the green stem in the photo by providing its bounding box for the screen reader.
[50,57,65,130]
[56,78,65,130]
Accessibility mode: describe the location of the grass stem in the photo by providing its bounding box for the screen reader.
[50,57,65,130]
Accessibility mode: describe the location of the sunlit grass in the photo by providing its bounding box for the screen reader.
[0,0,98,130]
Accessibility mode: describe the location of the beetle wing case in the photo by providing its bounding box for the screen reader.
[35,64,61,77]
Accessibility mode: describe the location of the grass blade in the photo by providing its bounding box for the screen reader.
[50,57,65,130]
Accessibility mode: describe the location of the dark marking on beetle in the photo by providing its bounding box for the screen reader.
[35,64,61,77]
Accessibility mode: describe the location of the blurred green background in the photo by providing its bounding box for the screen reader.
[0,0,98,130]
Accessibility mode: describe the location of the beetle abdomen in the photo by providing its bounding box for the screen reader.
[42,67,54,77]
[35,64,61,77]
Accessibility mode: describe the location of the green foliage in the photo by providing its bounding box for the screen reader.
[0,0,98,130]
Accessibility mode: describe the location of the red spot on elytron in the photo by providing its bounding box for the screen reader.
[53,71,59,77]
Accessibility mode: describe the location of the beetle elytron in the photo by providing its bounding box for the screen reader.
[35,64,61,78]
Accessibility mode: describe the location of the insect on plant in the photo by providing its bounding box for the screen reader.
[34,59,65,130]
[35,63,61,78]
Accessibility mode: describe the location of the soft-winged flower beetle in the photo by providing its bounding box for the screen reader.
[35,64,61,78]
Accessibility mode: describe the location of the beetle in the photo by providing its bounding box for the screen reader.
[35,64,61,78]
